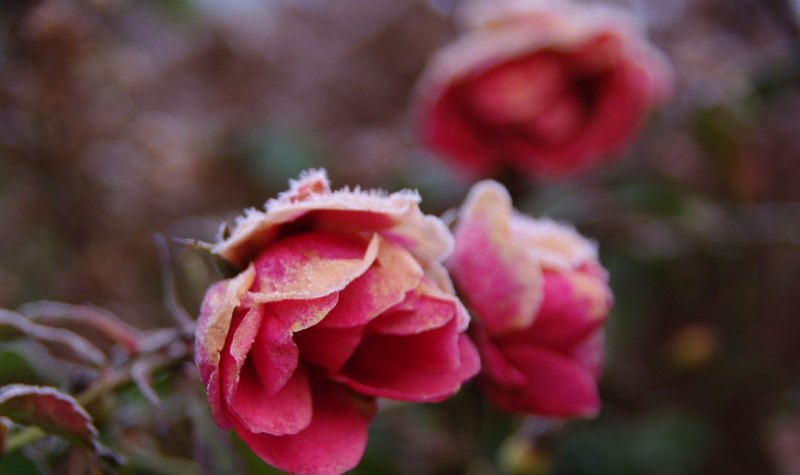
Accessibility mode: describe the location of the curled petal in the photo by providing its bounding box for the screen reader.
[195,266,256,382]
[499,269,610,350]
[249,311,300,397]
[368,287,456,336]
[338,320,480,402]
[229,363,312,436]
[509,217,598,272]
[232,376,377,475]
[246,232,378,303]
[448,181,543,335]
[320,237,422,329]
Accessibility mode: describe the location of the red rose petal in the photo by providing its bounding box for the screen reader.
[337,320,479,402]
[500,270,607,351]
[368,290,455,335]
[320,237,422,328]
[229,362,312,436]
[294,324,365,372]
[232,375,376,475]
[247,232,378,303]
[488,344,599,417]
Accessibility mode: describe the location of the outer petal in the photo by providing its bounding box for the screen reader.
[337,319,480,402]
[448,181,543,335]
[509,217,598,271]
[246,232,378,303]
[229,362,312,436]
[195,266,256,383]
[214,170,422,269]
[220,306,264,403]
[232,375,377,475]
[486,344,599,417]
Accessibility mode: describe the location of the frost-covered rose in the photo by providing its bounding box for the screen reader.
[417,0,671,178]
[447,181,611,417]
[195,170,479,475]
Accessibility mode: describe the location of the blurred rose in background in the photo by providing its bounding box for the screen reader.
[416,0,671,178]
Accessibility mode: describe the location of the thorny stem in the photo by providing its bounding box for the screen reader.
[77,343,189,407]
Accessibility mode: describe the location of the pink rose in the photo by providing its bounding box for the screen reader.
[195,170,479,475]
[447,181,611,417]
[416,0,671,178]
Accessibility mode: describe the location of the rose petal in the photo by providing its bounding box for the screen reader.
[573,330,605,379]
[337,320,480,402]
[215,171,422,269]
[249,310,300,397]
[320,237,422,328]
[219,306,264,403]
[229,362,312,436]
[195,266,256,382]
[500,270,609,350]
[448,181,543,335]
[295,324,366,372]
[205,370,231,430]
[368,288,455,335]
[486,344,599,417]
[232,375,377,475]
[421,87,499,177]
[245,232,379,303]
[472,325,526,388]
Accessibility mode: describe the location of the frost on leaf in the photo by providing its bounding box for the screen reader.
[0,384,123,465]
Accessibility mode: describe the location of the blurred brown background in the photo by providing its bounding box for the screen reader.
[1,0,800,474]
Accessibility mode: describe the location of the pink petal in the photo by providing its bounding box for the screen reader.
[195,266,256,383]
[249,310,300,397]
[421,85,499,177]
[472,326,526,388]
[205,369,231,429]
[294,324,366,372]
[572,330,605,379]
[247,232,379,303]
[247,294,340,398]
[486,344,599,417]
[219,306,264,403]
[320,237,422,328]
[500,270,608,351]
[337,320,480,402]
[448,182,543,335]
[229,362,312,436]
[467,53,567,124]
[367,288,455,335]
[232,375,377,475]
[263,293,340,332]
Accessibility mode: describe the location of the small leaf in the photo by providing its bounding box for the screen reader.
[0,384,124,466]
[17,301,143,354]
[0,309,106,367]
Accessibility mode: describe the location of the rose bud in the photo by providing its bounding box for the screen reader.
[447,181,611,417]
[195,169,479,475]
[416,0,672,178]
